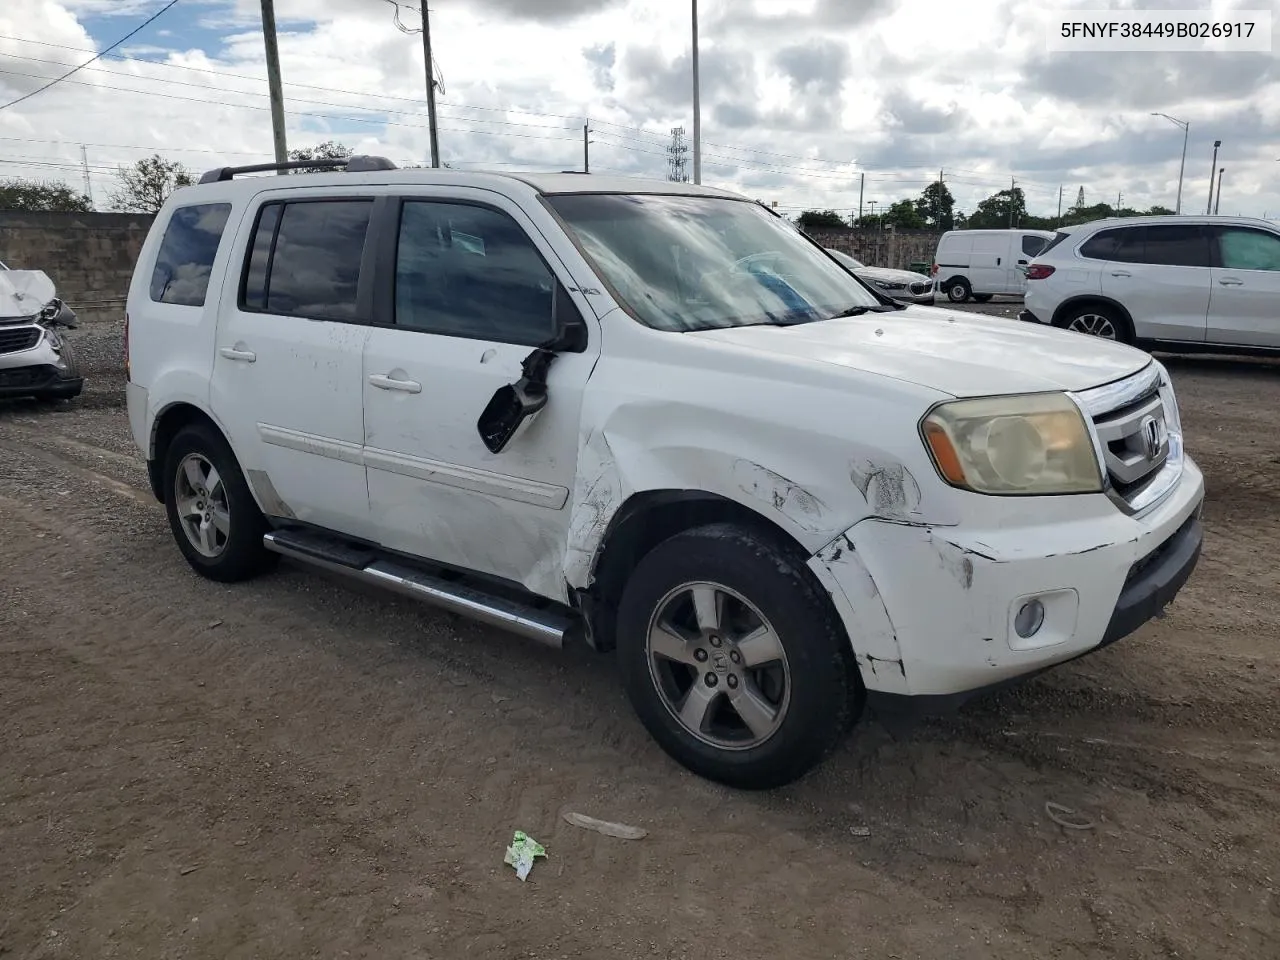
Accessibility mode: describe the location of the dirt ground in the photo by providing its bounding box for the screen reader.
[2,319,1277,959]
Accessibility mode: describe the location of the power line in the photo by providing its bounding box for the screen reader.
[0,0,182,112]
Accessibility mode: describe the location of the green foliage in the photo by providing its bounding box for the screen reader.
[0,178,92,212]
[110,154,194,214]
[796,209,850,230]
[288,140,354,173]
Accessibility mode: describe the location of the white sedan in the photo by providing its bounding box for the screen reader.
[826,248,935,305]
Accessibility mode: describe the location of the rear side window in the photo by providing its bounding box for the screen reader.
[1021,235,1048,257]
[149,203,232,306]
[1142,225,1210,267]
[1216,227,1280,272]
[1079,227,1127,260]
[240,199,373,321]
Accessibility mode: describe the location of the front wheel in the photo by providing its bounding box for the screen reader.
[162,423,277,582]
[616,523,861,789]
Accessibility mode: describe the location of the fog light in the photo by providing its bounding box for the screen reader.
[1014,600,1045,639]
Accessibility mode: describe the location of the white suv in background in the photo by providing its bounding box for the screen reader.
[1021,215,1280,352]
[126,158,1204,789]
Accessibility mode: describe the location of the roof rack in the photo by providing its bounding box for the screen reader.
[197,155,398,184]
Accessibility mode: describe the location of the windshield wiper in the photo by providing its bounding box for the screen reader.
[827,303,903,319]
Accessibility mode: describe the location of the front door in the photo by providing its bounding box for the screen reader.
[1207,225,1280,348]
[361,194,598,597]
[209,195,375,540]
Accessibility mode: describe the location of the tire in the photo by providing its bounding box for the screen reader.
[162,422,277,583]
[945,278,971,303]
[972,293,993,303]
[615,522,862,789]
[1054,303,1132,344]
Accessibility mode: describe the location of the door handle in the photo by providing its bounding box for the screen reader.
[1017,259,1028,265]
[368,373,422,394]
[1110,271,1131,278]
[996,257,1002,265]
[219,346,256,362]
[1218,277,1244,286]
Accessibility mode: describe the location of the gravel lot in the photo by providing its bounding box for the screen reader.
[2,312,1277,959]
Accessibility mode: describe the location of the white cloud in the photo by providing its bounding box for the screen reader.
[0,0,1276,221]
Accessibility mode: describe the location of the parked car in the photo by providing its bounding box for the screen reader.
[932,229,1056,302]
[825,249,935,305]
[0,266,83,401]
[1021,215,1280,352]
[125,158,1204,789]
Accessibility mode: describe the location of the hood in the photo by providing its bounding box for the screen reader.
[856,266,931,285]
[0,269,56,320]
[689,305,1151,397]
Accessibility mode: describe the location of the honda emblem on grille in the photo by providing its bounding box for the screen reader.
[1139,414,1166,460]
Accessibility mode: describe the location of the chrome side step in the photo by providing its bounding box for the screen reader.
[263,530,572,648]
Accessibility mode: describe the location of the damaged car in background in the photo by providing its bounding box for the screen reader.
[0,265,83,401]
[125,160,1205,790]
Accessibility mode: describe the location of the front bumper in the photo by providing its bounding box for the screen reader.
[810,456,1205,713]
[0,327,82,397]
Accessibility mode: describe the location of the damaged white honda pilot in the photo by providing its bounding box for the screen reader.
[126,158,1204,788]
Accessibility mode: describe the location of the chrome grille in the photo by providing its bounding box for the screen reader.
[908,280,932,296]
[0,325,41,355]
[1074,363,1180,512]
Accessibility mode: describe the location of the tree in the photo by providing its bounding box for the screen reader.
[882,198,925,229]
[914,181,956,230]
[0,178,92,212]
[110,154,194,214]
[289,139,353,173]
[796,209,849,231]
[966,187,1028,229]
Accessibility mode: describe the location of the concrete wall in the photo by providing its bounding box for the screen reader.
[805,228,943,273]
[0,211,154,325]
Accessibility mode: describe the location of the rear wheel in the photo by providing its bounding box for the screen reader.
[1056,303,1132,344]
[162,423,277,582]
[616,523,861,789]
[945,279,971,303]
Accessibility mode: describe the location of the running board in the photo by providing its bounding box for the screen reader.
[262,529,571,648]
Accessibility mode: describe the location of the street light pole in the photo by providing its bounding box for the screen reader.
[1214,168,1224,214]
[1207,140,1221,214]
[691,0,701,184]
[1151,112,1189,214]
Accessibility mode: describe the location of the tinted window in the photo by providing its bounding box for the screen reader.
[1038,231,1071,256]
[1079,228,1124,260]
[1217,228,1280,272]
[1021,235,1048,257]
[1142,225,1210,267]
[241,200,372,320]
[149,203,232,306]
[1111,227,1147,263]
[394,201,556,345]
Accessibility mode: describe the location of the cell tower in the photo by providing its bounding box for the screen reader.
[1075,186,1085,209]
[667,127,689,182]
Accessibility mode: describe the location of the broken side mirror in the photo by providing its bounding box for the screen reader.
[477,282,587,454]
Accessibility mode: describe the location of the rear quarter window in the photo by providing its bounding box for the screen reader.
[149,203,233,306]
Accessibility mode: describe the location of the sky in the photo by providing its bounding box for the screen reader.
[0,0,1277,220]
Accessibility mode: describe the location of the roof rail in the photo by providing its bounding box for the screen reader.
[197,155,398,184]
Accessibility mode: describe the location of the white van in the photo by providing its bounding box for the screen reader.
[932,229,1055,302]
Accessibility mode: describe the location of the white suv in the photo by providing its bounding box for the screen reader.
[126,157,1205,788]
[1022,215,1280,351]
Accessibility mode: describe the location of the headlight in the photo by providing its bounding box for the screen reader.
[920,393,1103,495]
[872,279,905,290]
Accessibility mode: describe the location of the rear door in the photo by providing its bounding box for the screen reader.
[1096,224,1211,342]
[209,192,379,540]
[968,233,1007,294]
[1206,225,1280,348]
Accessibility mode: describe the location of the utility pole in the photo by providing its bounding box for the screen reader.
[858,172,864,223]
[1117,189,1123,211]
[1207,139,1221,214]
[1214,168,1224,214]
[583,123,590,173]
[691,0,701,184]
[420,2,440,167]
[259,0,289,170]
[80,144,93,208]
[1009,176,1016,227]
[1057,185,1063,226]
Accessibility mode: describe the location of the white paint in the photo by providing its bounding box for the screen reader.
[128,167,1207,704]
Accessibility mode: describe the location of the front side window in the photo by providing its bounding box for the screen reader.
[546,194,881,332]
[240,199,372,321]
[1216,227,1280,272]
[1141,225,1210,267]
[394,201,556,345]
[150,202,232,306]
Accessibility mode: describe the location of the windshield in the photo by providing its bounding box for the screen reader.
[546,193,881,332]
[827,249,865,270]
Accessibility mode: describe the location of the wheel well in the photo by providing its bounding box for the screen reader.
[580,491,812,652]
[147,403,223,503]
[1051,296,1135,336]
[942,274,969,289]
